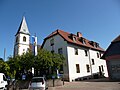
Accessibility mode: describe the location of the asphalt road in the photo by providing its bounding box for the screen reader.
[48,81,120,90]
[9,78,120,90]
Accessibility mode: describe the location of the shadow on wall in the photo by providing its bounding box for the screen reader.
[75,72,106,81]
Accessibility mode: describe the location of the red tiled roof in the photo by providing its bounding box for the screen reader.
[42,29,104,52]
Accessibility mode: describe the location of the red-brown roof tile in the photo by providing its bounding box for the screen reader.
[42,29,104,52]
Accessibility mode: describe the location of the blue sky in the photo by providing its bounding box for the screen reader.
[0,0,120,60]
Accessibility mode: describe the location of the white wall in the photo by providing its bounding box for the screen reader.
[14,33,30,56]
[43,35,69,79]
[89,49,108,77]
[43,34,108,82]
[67,44,108,82]
[67,44,91,81]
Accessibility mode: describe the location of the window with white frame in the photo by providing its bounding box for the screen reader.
[74,48,78,55]
[58,48,63,54]
[84,50,88,56]
[91,59,95,65]
[50,38,54,46]
[86,64,90,72]
[76,64,80,73]
[23,36,26,42]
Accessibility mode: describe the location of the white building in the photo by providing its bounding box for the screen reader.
[14,16,30,56]
[42,30,108,82]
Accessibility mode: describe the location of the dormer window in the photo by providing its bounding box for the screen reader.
[68,33,76,42]
[95,43,99,48]
[89,41,95,47]
[73,37,76,42]
[83,39,86,44]
[23,36,26,42]
[79,37,86,44]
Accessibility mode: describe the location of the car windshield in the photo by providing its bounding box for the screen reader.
[32,78,43,82]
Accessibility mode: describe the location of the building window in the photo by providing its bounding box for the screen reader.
[101,65,104,71]
[58,48,63,54]
[51,50,54,53]
[76,64,80,73]
[91,59,95,65]
[86,64,90,72]
[97,52,99,58]
[50,38,54,46]
[84,50,88,56]
[74,48,78,55]
[100,53,102,58]
[23,36,26,42]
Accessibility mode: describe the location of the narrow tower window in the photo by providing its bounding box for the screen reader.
[23,36,26,42]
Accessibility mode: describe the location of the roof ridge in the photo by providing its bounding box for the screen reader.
[112,35,120,43]
[43,29,104,52]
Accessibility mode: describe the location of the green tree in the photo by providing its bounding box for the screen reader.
[19,51,34,72]
[0,58,10,76]
[35,48,65,76]
[7,51,34,78]
[6,48,65,78]
[6,55,21,77]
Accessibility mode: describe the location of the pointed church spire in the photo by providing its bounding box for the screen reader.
[15,16,30,36]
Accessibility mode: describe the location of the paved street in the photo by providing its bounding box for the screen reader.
[48,81,120,90]
[9,79,120,90]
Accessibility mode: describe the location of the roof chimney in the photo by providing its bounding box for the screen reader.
[77,32,82,37]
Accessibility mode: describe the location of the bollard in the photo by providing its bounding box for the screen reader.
[63,77,64,85]
[53,78,55,87]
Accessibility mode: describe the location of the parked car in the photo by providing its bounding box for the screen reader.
[0,73,8,90]
[29,77,48,90]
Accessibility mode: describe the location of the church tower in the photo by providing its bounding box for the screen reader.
[14,16,30,56]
